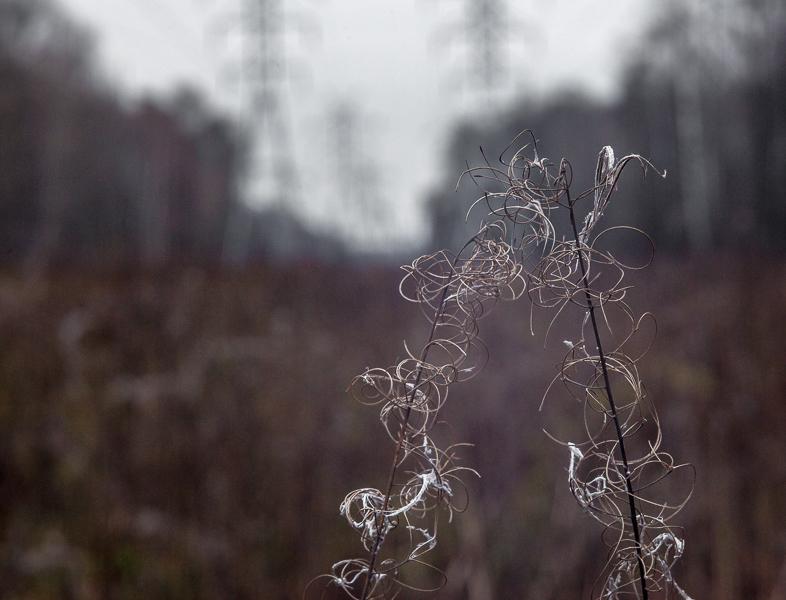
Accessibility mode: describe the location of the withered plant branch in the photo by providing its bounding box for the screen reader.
[566,185,649,600]
[317,131,691,600]
[359,258,460,600]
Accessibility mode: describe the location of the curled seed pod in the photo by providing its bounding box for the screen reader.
[462,133,692,600]
[313,132,692,600]
[315,215,535,599]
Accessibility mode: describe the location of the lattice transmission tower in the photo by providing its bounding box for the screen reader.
[326,100,385,249]
[222,0,300,263]
[466,0,509,92]
[434,0,524,109]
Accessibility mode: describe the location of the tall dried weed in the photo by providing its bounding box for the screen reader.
[310,132,693,599]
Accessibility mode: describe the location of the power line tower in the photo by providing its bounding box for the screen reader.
[327,100,385,250]
[222,0,300,263]
[433,0,522,109]
[465,0,509,93]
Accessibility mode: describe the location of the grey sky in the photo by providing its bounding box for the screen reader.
[57,0,656,250]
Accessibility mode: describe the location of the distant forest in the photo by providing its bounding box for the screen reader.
[429,1,786,256]
[0,0,346,268]
[1,0,785,267]
[0,0,234,266]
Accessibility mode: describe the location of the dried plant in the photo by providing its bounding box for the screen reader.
[307,220,527,599]
[311,131,693,600]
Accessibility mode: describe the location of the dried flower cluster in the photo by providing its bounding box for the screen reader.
[312,132,693,600]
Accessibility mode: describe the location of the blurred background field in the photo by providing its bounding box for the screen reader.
[1,259,786,599]
[1,0,786,598]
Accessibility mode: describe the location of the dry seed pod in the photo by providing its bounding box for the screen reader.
[312,132,693,600]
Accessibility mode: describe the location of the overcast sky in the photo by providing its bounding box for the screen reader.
[56,0,657,250]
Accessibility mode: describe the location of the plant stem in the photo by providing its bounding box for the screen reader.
[567,198,649,600]
[359,261,459,600]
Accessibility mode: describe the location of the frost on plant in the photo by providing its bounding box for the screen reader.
[311,131,693,600]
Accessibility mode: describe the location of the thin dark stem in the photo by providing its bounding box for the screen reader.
[567,196,649,600]
[359,256,462,600]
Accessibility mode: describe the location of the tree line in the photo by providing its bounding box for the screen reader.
[0,0,351,268]
[2,0,784,266]
[429,0,786,256]
[0,0,241,266]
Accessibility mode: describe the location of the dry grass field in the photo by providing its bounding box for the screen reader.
[0,256,784,599]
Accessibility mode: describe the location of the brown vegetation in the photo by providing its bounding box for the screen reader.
[0,256,783,599]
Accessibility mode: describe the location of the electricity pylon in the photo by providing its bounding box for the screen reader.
[433,0,522,110]
[222,0,300,263]
[327,100,384,250]
[465,0,509,93]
